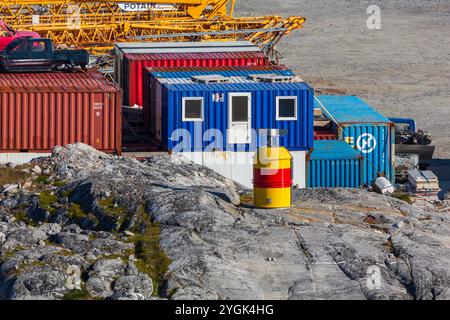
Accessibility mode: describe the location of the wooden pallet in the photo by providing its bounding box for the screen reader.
[407,170,440,192]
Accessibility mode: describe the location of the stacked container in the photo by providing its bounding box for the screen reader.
[114,41,263,85]
[142,75,312,188]
[0,70,122,155]
[125,41,315,189]
[145,65,294,80]
[115,41,269,107]
[315,95,395,185]
[148,76,314,152]
[143,65,296,133]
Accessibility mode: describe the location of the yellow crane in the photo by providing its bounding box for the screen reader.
[0,0,305,54]
[0,0,233,25]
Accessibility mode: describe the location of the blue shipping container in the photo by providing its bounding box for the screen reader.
[148,66,295,80]
[314,95,395,185]
[151,77,314,151]
[307,140,364,188]
[143,67,296,131]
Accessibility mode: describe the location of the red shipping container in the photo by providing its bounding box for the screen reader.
[142,65,291,74]
[122,51,269,107]
[0,71,121,154]
[314,129,338,141]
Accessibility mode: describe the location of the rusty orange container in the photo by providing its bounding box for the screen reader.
[0,70,121,154]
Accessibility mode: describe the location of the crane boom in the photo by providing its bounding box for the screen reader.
[0,0,234,19]
[0,0,304,55]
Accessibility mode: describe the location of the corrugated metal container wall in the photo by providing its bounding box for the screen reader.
[114,41,262,86]
[315,95,394,185]
[156,78,314,152]
[314,130,337,140]
[0,71,121,154]
[147,65,295,79]
[307,140,364,188]
[123,51,269,107]
[143,66,296,133]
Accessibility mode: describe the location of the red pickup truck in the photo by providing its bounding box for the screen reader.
[0,21,39,52]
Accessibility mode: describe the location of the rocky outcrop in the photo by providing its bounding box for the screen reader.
[111,274,154,300]
[1,143,449,300]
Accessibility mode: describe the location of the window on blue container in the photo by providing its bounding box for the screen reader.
[182,97,204,122]
[276,96,297,121]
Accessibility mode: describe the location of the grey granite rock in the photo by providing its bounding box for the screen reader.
[9,268,68,300]
[86,276,113,299]
[38,223,62,236]
[1,144,449,300]
[85,258,125,299]
[111,275,153,300]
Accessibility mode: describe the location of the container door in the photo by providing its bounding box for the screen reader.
[343,125,393,185]
[227,93,251,144]
[93,95,104,150]
[155,82,162,140]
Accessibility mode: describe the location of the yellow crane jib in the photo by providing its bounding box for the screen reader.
[0,0,305,55]
[0,0,234,20]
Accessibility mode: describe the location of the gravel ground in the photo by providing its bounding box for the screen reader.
[237,0,450,158]
[237,0,450,194]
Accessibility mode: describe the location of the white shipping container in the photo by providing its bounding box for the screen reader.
[179,151,306,189]
[0,153,51,165]
[114,41,259,52]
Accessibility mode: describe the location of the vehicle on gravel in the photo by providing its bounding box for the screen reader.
[0,37,89,72]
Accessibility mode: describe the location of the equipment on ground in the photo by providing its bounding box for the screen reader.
[395,153,419,181]
[0,0,305,56]
[0,20,39,51]
[407,170,440,197]
[0,37,89,72]
[372,177,395,195]
[389,117,435,168]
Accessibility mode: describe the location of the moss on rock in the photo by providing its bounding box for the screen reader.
[39,191,58,211]
[129,216,171,296]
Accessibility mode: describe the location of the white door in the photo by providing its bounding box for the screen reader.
[227,93,251,144]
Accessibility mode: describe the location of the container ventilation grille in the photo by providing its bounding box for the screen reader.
[248,74,303,83]
[191,75,231,83]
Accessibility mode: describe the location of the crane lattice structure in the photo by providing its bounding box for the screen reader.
[0,0,305,54]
